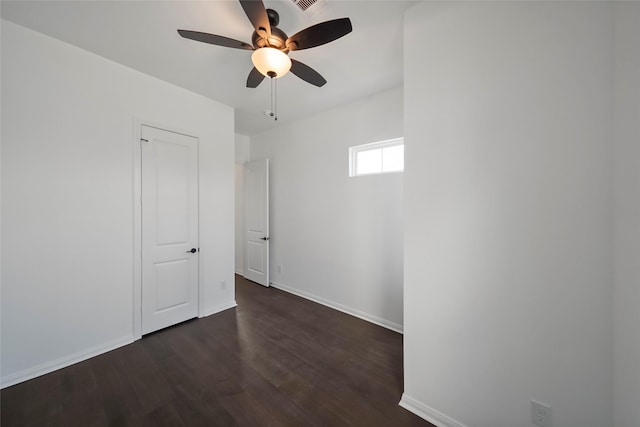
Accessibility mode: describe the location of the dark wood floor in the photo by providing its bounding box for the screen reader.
[1,275,432,426]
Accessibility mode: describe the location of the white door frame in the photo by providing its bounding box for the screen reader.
[132,118,202,340]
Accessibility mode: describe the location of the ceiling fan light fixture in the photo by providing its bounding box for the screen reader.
[251,47,291,78]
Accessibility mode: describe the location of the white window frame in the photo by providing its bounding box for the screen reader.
[349,137,404,177]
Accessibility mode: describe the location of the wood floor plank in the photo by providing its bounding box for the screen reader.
[1,371,62,427]
[90,353,146,424]
[1,275,433,427]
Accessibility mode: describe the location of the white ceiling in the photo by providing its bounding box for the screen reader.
[1,0,413,135]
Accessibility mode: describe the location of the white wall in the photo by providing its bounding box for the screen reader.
[235,133,250,275]
[403,3,615,427]
[1,21,235,386]
[250,86,404,331]
[613,3,640,427]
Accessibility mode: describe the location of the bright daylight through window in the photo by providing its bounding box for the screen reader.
[349,138,404,177]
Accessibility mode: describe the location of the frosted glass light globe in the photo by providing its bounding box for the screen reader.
[251,47,292,78]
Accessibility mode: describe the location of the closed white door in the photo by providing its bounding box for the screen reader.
[244,159,269,286]
[141,125,199,334]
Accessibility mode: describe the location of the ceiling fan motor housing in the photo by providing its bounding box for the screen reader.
[251,9,291,51]
[252,26,288,51]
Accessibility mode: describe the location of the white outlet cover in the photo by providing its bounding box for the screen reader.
[531,400,551,427]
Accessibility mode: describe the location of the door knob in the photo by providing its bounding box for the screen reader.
[187,248,197,253]
[260,237,270,241]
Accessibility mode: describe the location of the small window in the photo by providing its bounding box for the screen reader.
[349,138,404,177]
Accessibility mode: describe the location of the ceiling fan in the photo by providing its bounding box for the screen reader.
[177,0,352,88]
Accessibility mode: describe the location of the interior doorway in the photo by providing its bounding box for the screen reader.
[134,122,201,337]
[243,158,270,286]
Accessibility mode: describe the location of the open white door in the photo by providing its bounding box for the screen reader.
[244,159,269,286]
[141,125,199,334]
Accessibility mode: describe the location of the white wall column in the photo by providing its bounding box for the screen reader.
[403,3,615,426]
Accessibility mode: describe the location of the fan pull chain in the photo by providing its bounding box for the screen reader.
[269,76,278,121]
[274,77,278,121]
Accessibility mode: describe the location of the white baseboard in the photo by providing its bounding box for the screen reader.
[399,394,468,427]
[269,281,403,334]
[235,268,244,276]
[1,335,134,389]
[2,300,238,390]
[200,300,237,318]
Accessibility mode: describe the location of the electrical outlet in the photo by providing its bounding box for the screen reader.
[277,265,282,274]
[531,400,551,427]
[220,280,227,290]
